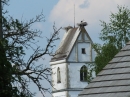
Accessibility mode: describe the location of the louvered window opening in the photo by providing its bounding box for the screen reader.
[80,66,87,81]
[57,67,61,83]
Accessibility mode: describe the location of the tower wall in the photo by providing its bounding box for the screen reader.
[68,63,88,89]
[51,62,68,91]
[52,91,67,97]
[50,26,97,97]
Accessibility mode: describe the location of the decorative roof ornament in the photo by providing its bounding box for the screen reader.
[77,21,88,26]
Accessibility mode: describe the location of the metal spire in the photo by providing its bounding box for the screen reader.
[74,4,75,28]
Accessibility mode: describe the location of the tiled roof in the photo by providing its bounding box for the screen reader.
[78,41,130,97]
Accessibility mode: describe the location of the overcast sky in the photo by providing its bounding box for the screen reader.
[6,0,130,97]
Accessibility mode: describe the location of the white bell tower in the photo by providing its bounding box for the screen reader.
[50,22,96,97]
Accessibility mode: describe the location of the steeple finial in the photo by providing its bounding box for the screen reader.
[74,4,75,28]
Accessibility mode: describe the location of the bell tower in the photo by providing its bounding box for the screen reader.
[50,21,96,97]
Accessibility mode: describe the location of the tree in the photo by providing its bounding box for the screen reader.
[0,1,61,97]
[100,5,130,50]
[94,5,130,74]
[94,43,118,74]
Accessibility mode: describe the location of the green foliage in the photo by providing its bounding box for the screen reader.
[0,40,19,97]
[100,5,130,50]
[94,5,130,75]
[80,63,95,83]
[94,43,118,74]
[86,63,95,83]
[0,40,32,97]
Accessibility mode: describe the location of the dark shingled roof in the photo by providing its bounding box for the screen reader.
[78,41,130,97]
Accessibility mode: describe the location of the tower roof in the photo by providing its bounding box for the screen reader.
[51,26,92,62]
[78,41,130,97]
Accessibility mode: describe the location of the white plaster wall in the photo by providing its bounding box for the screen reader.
[52,91,67,97]
[68,63,88,88]
[68,42,93,62]
[84,33,89,40]
[51,63,67,91]
[78,33,82,40]
[68,91,81,97]
[78,33,89,41]
[78,43,90,62]
[68,45,76,62]
[68,31,97,62]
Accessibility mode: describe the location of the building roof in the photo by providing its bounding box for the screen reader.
[78,41,130,97]
[51,26,92,62]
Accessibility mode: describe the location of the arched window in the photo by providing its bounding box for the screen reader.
[57,67,61,83]
[80,65,87,81]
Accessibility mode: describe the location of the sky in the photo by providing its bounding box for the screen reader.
[5,0,130,97]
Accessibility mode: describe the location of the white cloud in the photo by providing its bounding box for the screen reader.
[49,0,130,43]
[50,0,130,26]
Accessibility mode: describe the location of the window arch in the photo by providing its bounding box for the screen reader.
[57,67,61,83]
[80,65,87,81]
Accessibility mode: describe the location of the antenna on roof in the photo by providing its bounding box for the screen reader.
[74,4,75,28]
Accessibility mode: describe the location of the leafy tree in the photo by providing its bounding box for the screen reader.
[100,5,130,50]
[0,0,61,97]
[94,5,130,75]
[94,43,118,74]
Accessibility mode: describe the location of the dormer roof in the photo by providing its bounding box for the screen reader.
[78,41,130,97]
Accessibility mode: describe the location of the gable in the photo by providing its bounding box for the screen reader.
[67,27,95,62]
[78,32,89,41]
[51,26,96,62]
